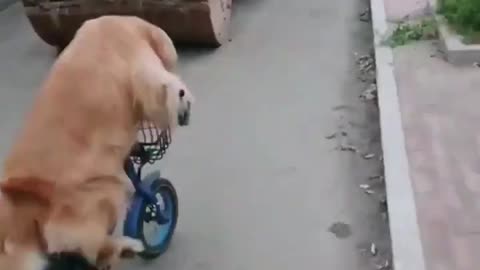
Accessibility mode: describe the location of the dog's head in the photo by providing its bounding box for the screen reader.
[132,59,194,130]
[162,72,194,128]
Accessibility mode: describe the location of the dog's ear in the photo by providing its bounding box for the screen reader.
[146,23,177,72]
[131,60,172,128]
[139,83,172,129]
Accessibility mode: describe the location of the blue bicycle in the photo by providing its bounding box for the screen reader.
[123,123,178,259]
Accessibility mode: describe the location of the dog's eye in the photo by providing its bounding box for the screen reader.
[179,89,185,98]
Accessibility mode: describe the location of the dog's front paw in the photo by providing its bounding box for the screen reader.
[116,236,144,258]
[98,264,112,270]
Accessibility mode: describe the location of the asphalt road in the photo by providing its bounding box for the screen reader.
[0,1,389,270]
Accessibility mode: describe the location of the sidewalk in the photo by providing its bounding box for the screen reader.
[396,42,480,270]
[371,1,480,270]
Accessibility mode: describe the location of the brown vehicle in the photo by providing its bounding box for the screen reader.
[21,0,232,49]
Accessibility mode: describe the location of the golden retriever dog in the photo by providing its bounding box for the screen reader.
[0,15,194,270]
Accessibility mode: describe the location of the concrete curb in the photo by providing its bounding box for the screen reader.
[436,15,480,66]
[427,0,480,66]
[370,0,428,270]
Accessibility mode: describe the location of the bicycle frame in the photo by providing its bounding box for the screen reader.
[123,157,169,224]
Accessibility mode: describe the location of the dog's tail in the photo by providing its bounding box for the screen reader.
[0,177,54,204]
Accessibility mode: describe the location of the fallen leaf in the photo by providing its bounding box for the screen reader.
[360,83,378,100]
[338,144,358,153]
[376,259,390,269]
[369,175,384,181]
[325,133,336,139]
[370,242,377,256]
[363,153,376,159]
[364,189,375,195]
[325,131,347,140]
[359,9,370,22]
[360,184,370,190]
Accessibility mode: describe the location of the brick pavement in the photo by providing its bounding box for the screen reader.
[394,42,480,270]
[384,0,429,22]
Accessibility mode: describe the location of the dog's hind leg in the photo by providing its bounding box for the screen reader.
[96,235,144,270]
[43,176,130,267]
[0,251,47,270]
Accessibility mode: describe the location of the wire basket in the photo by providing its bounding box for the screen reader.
[130,121,171,165]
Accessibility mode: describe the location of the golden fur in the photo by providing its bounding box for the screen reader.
[0,15,193,270]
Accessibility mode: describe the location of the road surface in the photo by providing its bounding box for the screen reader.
[0,1,389,269]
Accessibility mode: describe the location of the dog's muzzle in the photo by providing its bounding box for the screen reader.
[178,101,191,126]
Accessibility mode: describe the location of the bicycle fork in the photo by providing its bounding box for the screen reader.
[124,160,170,224]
